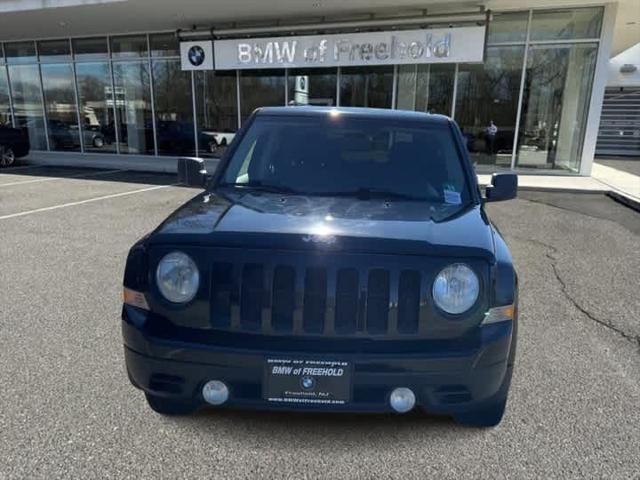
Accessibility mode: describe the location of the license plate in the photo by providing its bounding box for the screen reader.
[264,358,352,405]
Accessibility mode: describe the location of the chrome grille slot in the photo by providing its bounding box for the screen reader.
[271,265,295,332]
[335,268,359,334]
[366,269,390,334]
[303,267,327,334]
[398,270,420,333]
[240,264,264,331]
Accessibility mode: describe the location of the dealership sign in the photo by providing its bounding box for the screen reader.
[181,26,485,71]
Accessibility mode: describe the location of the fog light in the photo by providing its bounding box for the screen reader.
[202,380,229,405]
[389,387,416,413]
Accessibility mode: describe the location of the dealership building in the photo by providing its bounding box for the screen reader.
[0,0,638,175]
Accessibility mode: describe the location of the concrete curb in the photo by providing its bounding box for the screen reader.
[606,190,640,213]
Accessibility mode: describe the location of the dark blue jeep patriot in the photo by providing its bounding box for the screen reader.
[122,107,518,427]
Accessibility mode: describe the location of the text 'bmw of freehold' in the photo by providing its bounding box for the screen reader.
[121,106,519,427]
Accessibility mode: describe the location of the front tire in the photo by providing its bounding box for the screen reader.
[145,394,198,416]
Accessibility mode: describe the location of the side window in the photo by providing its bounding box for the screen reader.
[234,140,256,183]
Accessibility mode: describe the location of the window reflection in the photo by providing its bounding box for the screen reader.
[150,33,180,57]
[41,63,81,151]
[38,40,71,63]
[240,69,285,123]
[530,7,603,41]
[427,64,455,116]
[455,46,524,169]
[5,42,37,64]
[8,64,47,149]
[488,12,529,43]
[0,68,11,125]
[195,70,238,157]
[152,59,195,156]
[113,62,154,154]
[516,44,598,171]
[76,62,116,153]
[395,64,453,115]
[287,68,336,106]
[111,35,148,59]
[72,37,108,61]
[340,66,393,108]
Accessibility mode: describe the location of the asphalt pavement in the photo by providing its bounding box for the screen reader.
[1,166,639,479]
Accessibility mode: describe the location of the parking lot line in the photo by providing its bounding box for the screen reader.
[0,168,127,187]
[0,184,177,221]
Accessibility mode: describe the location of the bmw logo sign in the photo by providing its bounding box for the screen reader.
[188,45,206,67]
[301,376,315,390]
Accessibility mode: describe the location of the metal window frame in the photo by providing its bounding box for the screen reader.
[236,70,241,128]
[2,44,17,127]
[510,10,533,170]
[450,63,459,119]
[69,37,85,153]
[34,41,51,151]
[147,34,159,156]
[191,70,199,156]
[391,65,398,109]
[106,35,121,154]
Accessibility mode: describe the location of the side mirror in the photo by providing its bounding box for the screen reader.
[485,172,517,202]
[177,157,207,188]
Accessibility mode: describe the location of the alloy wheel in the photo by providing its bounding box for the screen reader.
[0,146,16,167]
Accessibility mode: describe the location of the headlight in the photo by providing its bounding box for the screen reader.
[156,251,200,303]
[432,263,480,315]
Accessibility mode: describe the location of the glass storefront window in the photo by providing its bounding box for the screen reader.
[112,62,154,154]
[530,7,603,41]
[5,42,37,64]
[195,70,238,157]
[0,68,12,125]
[9,65,47,150]
[455,46,525,169]
[150,33,180,57]
[426,64,455,116]
[111,35,148,59]
[38,40,71,63]
[339,66,393,108]
[516,43,598,171]
[488,12,529,44]
[8,64,47,149]
[239,69,285,123]
[396,65,428,112]
[41,63,80,151]
[152,59,195,156]
[75,62,116,153]
[72,37,108,61]
[287,68,337,106]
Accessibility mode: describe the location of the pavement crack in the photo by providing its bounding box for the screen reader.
[514,236,640,350]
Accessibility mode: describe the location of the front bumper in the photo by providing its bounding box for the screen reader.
[123,308,514,414]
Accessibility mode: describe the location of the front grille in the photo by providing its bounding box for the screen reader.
[209,261,430,338]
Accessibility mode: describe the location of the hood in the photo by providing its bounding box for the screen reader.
[150,191,495,259]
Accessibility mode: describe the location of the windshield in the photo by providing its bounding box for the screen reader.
[220,113,471,206]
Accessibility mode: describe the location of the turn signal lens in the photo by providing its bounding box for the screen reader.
[123,287,150,310]
[482,304,515,325]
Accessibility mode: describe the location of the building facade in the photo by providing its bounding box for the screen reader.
[0,1,630,175]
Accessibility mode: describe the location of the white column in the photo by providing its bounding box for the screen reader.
[579,2,618,177]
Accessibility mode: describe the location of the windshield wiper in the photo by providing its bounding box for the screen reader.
[217,181,300,195]
[314,188,430,201]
